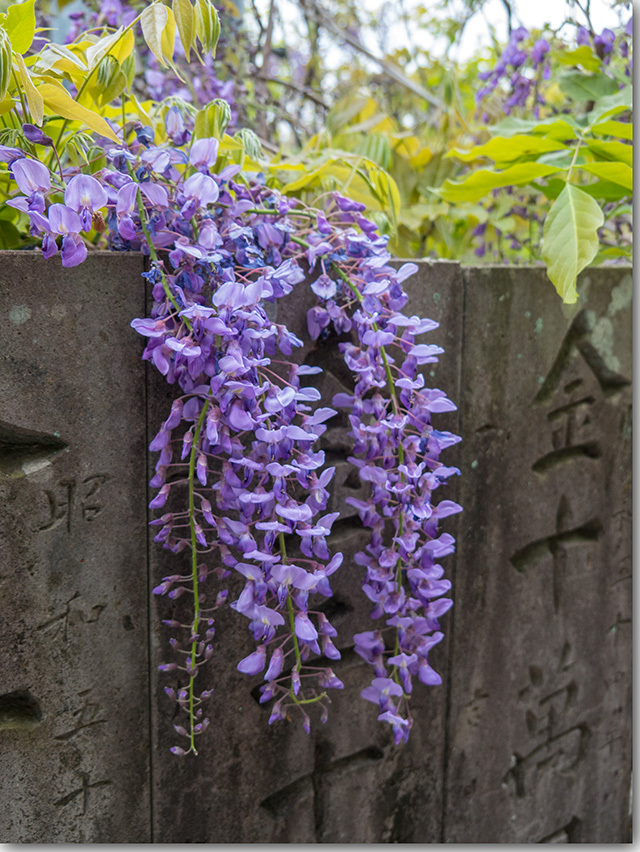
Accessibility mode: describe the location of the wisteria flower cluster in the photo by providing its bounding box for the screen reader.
[476,16,633,120]
[476,26,551,118]
[2,97,460,755]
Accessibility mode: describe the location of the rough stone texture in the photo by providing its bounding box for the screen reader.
[0,255,631,843]
[0,253,151,842]
[444,265,632,843]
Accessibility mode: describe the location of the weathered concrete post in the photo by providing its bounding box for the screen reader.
[444,266,632,843]
[0,254,631,842]
[0,253,151,842]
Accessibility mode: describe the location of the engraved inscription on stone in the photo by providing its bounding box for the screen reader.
[54,688,108,742]
[54,771,112,815]
[36,593,106,642]
[37,474,112,533]
[504,647,590,799]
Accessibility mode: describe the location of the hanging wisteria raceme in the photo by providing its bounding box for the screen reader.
[2,108,460,753]
[299,197,462,743]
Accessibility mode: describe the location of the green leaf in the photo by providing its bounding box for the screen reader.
[3,0,35,55]
[195,0,220,57]
[588,85,632,123]
[193,98,231,139]
[234,128,262,161]
[554,45,601,72]
[354,133,392,170]
[541,183,604,304]
[447,134,568,167]
[490,115,579,141]
[589,119,633,141]
[559,72,618,102]
[579,161,632,192]
[437,163,564,204]
[592,245,632,265]
[0,217,21,248]
[586,139,633,167]
[580,179,631,202]
[141,4,169,67]
[173,0,195,61]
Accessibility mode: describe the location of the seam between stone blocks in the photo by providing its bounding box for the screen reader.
[439,262,465,844]
[142,253,156,842]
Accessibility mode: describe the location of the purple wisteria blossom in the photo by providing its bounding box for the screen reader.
[8,89,461,754]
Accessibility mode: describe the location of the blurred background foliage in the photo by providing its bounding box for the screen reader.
[3,0,634,299]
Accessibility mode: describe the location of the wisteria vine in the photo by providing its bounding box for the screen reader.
[3,102,460,753]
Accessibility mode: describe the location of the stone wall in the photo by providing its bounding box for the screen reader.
[0,253,632,842]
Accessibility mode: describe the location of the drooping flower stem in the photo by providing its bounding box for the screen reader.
[186,397,211,755]
[132,180,193,332]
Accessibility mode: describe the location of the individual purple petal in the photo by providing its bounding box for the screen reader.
[60,233,87,267]
[237,645,266,675]
[11,158,51,194]
[140,182,169,209]
[65,174,108,218]
[294,612,318,641]
[189,137,220,170]
[22,124,53,146]
[0,146,25,163]
[48,204,83,236]
[183,172,219,206]
[265,647,284,681]
[116,181,138,215]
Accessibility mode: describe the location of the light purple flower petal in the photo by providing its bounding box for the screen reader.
[11,158,51,194]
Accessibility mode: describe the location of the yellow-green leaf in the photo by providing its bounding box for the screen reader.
[559,71,618,102]
[586,139,632,167]
[589,119,632,141]
[0,29,11,101]
[195,0,220,56]
[4,0,35,55]
[580,179,631,202]
[37,42,88,73]
[491,115,579,141]
[554,45,600,72]
[141,3,169,67]
[438,163,564,204]
[541,183,604,304]
[580,161,632,192]
[0,93,15,115]
[110,28,135,64]
[447,134,568,166]
[38,82,120,143]
[13,52,43,125]
[194,98,231,139]
[161,6,177,62]
[173,0,195,61]
[86,27,125,68]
